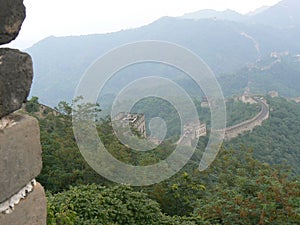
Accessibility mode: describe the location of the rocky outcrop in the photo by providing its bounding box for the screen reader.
[0,114,42,203]
[0,1,47,224]
[0,48,33,118]
[0,0,26,45]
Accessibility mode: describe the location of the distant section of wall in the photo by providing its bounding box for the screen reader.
[224,98,269,140]
[0,1,47,224]
[113,112,147,138]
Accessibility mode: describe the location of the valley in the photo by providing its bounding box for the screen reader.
[4,0,299,224]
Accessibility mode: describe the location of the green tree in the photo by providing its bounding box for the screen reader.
[25,96,40,113]
[47,184,208,225]
[194,149,300,225]
[150,172,206,216]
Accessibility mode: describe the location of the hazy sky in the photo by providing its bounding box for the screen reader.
[7,0,281,49]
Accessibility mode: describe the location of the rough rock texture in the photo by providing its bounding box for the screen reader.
[0,48,33,118]
[0,0,26,45]
[0,113,42,203]
[0,183,47,225]
[0,1,46,224]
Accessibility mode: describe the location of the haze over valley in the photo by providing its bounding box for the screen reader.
[1,1,299,224]
[25,0,300,107]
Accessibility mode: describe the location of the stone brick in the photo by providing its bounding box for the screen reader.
[0,113,42,202]
[0,0,26,45]
[0,183,47,225]
[0,48,33,118]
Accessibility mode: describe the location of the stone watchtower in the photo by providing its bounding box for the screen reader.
[0,0,47,224]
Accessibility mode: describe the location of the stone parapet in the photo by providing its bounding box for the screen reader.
[0,113,42,203]
[0,1,47,224]
[0,183,47,225]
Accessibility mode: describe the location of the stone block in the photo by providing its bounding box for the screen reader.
[0,48,33,118]
[0,183,47,225]
[0,113,42,202]
[0,0,26,45]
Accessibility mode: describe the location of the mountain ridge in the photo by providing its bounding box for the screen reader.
[182,9,245,22]
[26,0,300,106]
[180,0,300,28]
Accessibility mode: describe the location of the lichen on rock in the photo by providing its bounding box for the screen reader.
[0,0,26,45]
[0,48,33,118]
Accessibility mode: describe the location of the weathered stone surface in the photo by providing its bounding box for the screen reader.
[0,113,42,203]
[0,0,26,45]
[0,183,47,225]
[0,48,33,118]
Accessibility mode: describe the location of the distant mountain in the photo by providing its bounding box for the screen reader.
[181,0,300,29]
[26,18,259,106]
[219,54,300,97]
[182,9,245,22]
[26,0,300,106]
[247,6,270,16]
[251,0,300,28]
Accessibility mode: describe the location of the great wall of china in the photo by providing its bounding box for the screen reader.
[180,97,270,146]
[223,97,269,140]
[0,1,47,224]
[0,2,271,224]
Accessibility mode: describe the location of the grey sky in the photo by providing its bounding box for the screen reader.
[7,0,280,49]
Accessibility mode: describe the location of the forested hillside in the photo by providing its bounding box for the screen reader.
[219,55,300,97]
[5,0,299,224]
[23,96,300,224]
[225,97,300,174]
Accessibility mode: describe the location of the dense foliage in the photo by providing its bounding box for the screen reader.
[26,96,262,192]
[26,97,107,192]
[194,149,300,224]
[24,97,300,224]
[47,184,208,225]
[46,149,299,225]
[226,97,300,174]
